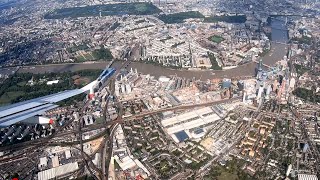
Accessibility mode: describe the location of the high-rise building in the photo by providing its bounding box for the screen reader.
[256,59,263,80]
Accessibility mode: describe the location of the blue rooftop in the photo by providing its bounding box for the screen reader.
[194,128,204,135]
[174,131,189,143]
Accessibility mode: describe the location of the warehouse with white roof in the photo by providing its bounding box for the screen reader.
[161,107,221,143]
[38,162,79,180]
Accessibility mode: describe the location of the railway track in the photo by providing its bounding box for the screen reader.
[0,97,240,155]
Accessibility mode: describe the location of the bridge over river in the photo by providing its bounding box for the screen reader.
[0,17,289,80]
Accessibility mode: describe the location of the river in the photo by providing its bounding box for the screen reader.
[1,18,289,80]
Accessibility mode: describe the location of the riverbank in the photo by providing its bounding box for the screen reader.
[0,18,288,80]
[0,41,286,81]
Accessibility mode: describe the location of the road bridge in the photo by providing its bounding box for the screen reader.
[271,27,288,31]
[272,41,288,45]
[252,59,272,69]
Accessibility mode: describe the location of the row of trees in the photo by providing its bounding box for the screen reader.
[158,11,247,24]
[204,15,247,23]
[159,11,204,24]
[92,46,113,60]
[44,2,161,19]
[207,52,222,70]
[293,87,320,103]
[204,159,254,180]
[290,36,312,45]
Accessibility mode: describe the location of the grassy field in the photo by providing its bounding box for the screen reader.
[209,35,225,44]
[75,52,94,62]
[17,81,26,86]
[84,53,94,60]
[76,55,87,62]
[75,47,113,62]
[218,171,238,180]
[67,44,89,53]
[95,117,105,124]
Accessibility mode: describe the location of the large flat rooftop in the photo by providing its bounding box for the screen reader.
[161,106,221,143]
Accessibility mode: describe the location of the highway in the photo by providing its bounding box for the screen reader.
[78,100,102,180]
[85,59,130,180]
[84,59,130,180]
[101,60,127,179]
[74,60,118,180]
[102,123,119,180]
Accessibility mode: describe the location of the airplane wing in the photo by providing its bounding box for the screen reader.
[0,67,116,127]
[0,89,85,127]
